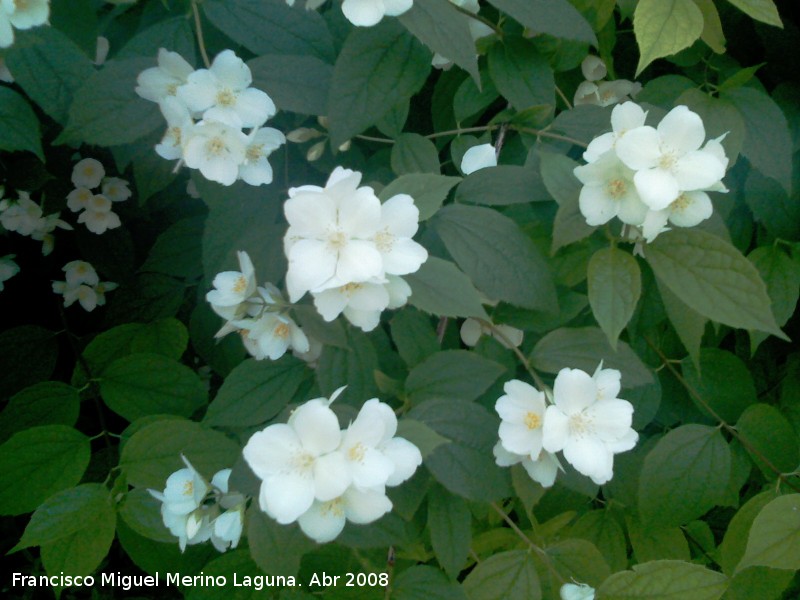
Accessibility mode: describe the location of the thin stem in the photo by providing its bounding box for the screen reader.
[450,3,503,37]
[355,134,396,144]
[494,122,509,158]
[512,126,589,148]
[426,125,501,140]
[436,317,448,344]
[483,321,549,392]
[191,1,211,68]
[644,336,800,493]
[555,85,573,110]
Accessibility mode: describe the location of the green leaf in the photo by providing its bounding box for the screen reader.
[638,424,731,527]
[681,349,756,423]
[725,0,783,27]
[247,509,315,576]
[396,419,450,460]
[409,398,511,501]
[743,170,800,240]
[57,57,162,147]
[399,0,480,85]
[133,149,179,204]
[316,327,379,406]
[747,246,800,351]
[394,565,467,600]
[634,0,704,75]
[531,327,653,387]
[454,71,498,122]
[539,152,595,252]
[719,490,778,574]
[120,419,241,490]
[390,308,440,368]
[735,403,799,478]
[406,350,505,405]
[39,486,116,584]
[627,516,690,562]
[657,279,706,369]
[0,87,44,160]
[186,550,267,600]
[487,0,597,45]
[130,318,189,360]
[718,64,766,93]
[463,550,541,600]
[598,560,729,599]
[428,485,472,579]
[391,133,441,175]
[405,257,488,319]
[119,488,174,543]
[379,173,461,221]
[647,230,786,339]
[204,357,311,427]
[248,54,332,116]
[693,0,726,53]
[545,538,611,587]
[725,567,794,600]
[203,0,334,62]
[140,216,205,281]
[0,425,90,516]
[14,484,114,552]
[455,166,550,206]
[77,323,143,383]
[569,509,628,573]
[433,204,557,311]
[0,382,80,445]
[4,27,94,125]
[100,353,206,422]
[488,36,554,112]
[738,494,800,572]
[723,87,793,194]
[328,20,431,146]
[117,17,197,63]
[587,247,641,349]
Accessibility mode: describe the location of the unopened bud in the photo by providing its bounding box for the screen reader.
[306,141,326,162]
[338,140,351,152]
[286,127,324,143]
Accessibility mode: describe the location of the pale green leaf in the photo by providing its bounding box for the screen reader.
[627,516,691,562]
[569,509,628,573]
[647,229,786,339]
[693,0,726,53]
[634,0,704,75]
[391,133,441,175]
[428,485,472,579]
[639,424,731,527]
[488,36,554,111]
[464,550,541,600]
[598,560,729,599]
[405,257,488,319]
[725,0,782,27]
[719,490,779,575]
[735,403,799,478]
[588,247,642,349]
[738,494,800,572]
[681,349,757,423]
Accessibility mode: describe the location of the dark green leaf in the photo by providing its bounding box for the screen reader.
[117,16,197,62]
[140,216,205,281]
[743,170,800,240]
[428,485,471,579]
[249,54,332,116]
[455,165,550,206]
[405,257,488,319]
[130,318,189,360]
[0,382,80,444]
[0,88,44,160]
[598,560,729,599]
[247,509,316,576]
[390,307,440,368]
[379,173,461,221]
[405,349,505,405]
[394,565,467,600]
[487,0,597,44]
[316,328,379,406]
[463,550,541,600]
[588,247,641,349]
[681,349,756,423]
[391,133,441,175]
[488,36,554,111]
[736,403,799,478]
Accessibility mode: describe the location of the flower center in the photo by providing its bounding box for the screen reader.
[167,83,179,96]
[327,229,347,251]
[182,480,194,496]
[206,137,227,157]
[348,442,366,462]
[274,322,290,339]
[658,151,677,170]
[671,193,690,213]
[292,452,315,473]
[568,412,592,436]
[15,0,29,9]
[232,275,247,294]
[321,498,345,518]
[169,126,182,145]
[607,178,627,199]
[216,88,236,107]
[374,229,394,252]
[341,282,362,297]
[524,412,542,430]
[246,144,264,162]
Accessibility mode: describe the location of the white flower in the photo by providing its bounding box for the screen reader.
[136,48,195,104]
[615,105,726,210]
[208,469,244,552]
[0,192,42,235]
[63,260,99,287]
[155,96,194,161]
[94,280,118,307]
[0,6,12,49]
[581,55,606,81]
[460,318,523,349]
[243,395,350,524]
[101,177,132,203]
[71,158,105,189]
[67,187,93,212]
[496,380,547,458]
[182,119,248,186]
[583,101,647,163]
[238,126,286,186]
[234,310,310,361]
[574,151,649,226]
[574,80,641,108]
[640,190,714,243]
[76,194,121,234]
[178,49,275,128]
[372,194,427,276]
[30,213,71,256]
[493,442,560,488]
[0,56,14,82]
[53,282,97,312]
[341,0,413,27]
[283,167,384,301]
[561,582,595,600]
[94,35,109,66]
[0,254,19,291]
[297,486,393,543]
[205,250,257,317]
[542,366,637,485]
[7,0,49,31]
[460,143,497,175]
[312,275,410,332]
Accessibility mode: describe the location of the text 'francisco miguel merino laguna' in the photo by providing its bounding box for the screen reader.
[11,572,298,591]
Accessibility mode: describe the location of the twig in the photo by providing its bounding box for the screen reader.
[191,1,211,68]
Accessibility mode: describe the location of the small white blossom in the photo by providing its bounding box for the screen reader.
[238,126,286,186]
[341,0,413,27]
[297,486,393,543]
[71,158,105,189]
[460,143,497,175]
[0,0,49,48]
[63,260,99,287]
[205,250,257,318]
[233,309,310,361]
[155,96,194,161]
[76,195,121,235]
[0,192,43,235]
[182,120,248,186]
[67,187,93,212]
[574,151,649,227]
[372,194,428,276]
[560,583,596,600]
[583,102,647,163]
[0,254,19,291]
[581,55,606,82]
[135,48,195,104]
[101,177,132,203]
[312,275,410,332]
[493,441,560,488]
[496,380,547,458]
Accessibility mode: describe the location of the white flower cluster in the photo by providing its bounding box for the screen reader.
[494,364,637,487]
[243,389,422,543]
[136,49,285,187]
[0,0,49,48]
[149,456,245,553]
[0,254,19,291]
[0,190,71,256]
[206,250,310,361]
[573,55,640,108]
[284,167,428,332]
[52,260,117,312]
[67,158,130,235]
[574,102,729,242]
